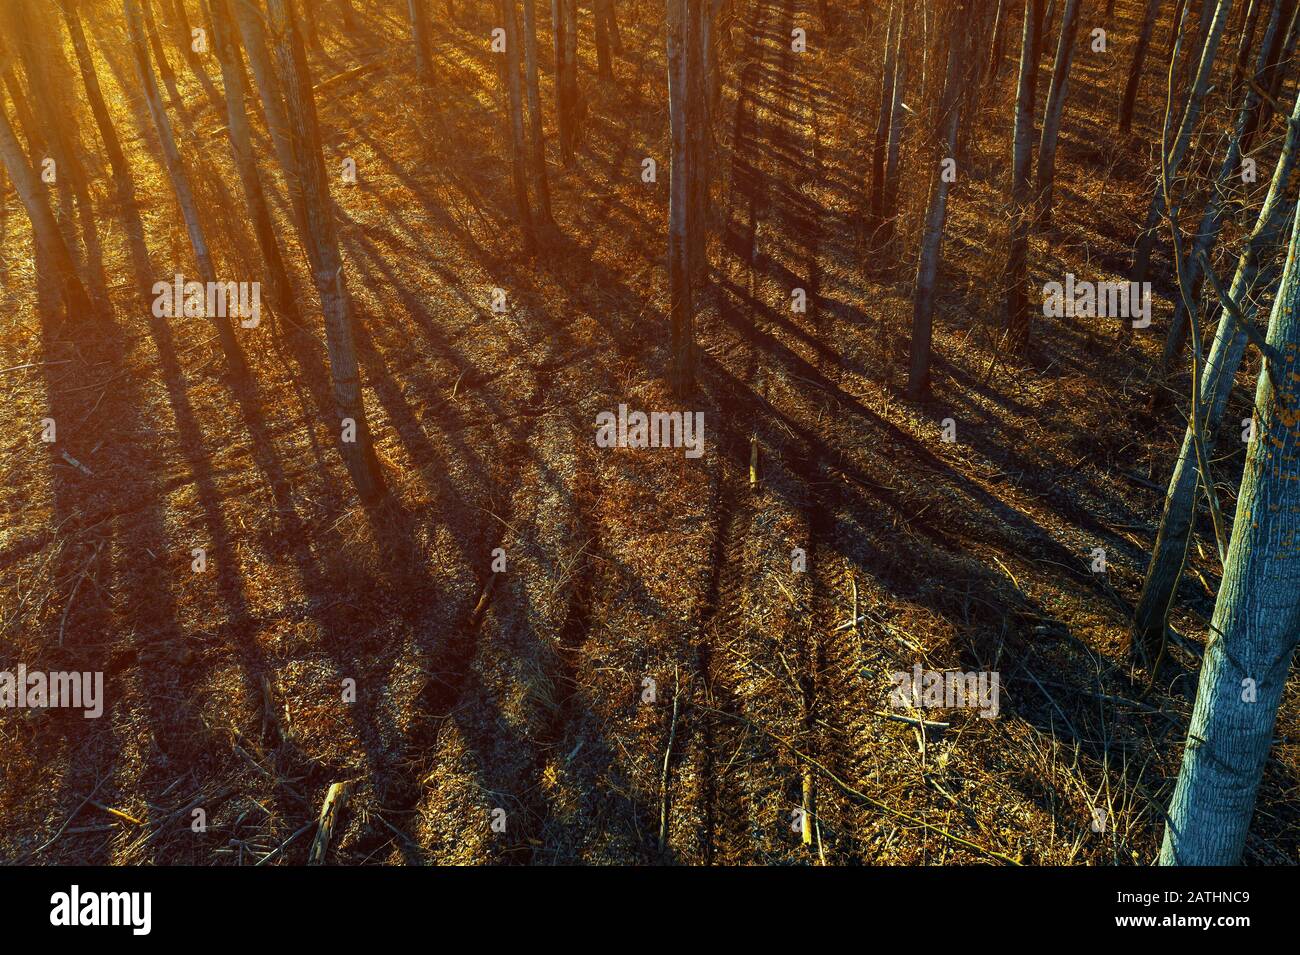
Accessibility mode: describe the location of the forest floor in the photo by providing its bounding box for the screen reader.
[0,0,1297,864]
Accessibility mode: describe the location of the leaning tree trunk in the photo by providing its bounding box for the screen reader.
[521,0,556,232]
[1119,0,1161,133]
[499,0,536,248]
[61,0,133,194]
[1034,0,1082,225]
[1159,196,1300,867]
[125,0,247,379]
[667,0,700,394]
[0,96,91,316]
[141,0,180,100]
[1131,0,1233,286]
[1131,84,1300,662]
[1229,0,1264,102]
[1160,1,1283,370]
[207,0,300,327]
[265,0,387,503]
[1006,0,1044,352]
[909,1,970,400]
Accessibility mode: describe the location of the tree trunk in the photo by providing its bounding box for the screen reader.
[170,0,200,63]
[1006,0,1044,352]
[550,0,581,163]
[1131,0,1233,286]
[521,0,556,232]
[298,0,323,51]
[987,0,1008,85]
[883,4,909,233]
[409,0,435,85]
[499,0,536,248]
[60,0,133,195]
[667,0,700,395]
[0,96,91,316]
[265,0,388,503]
[594,0,614,81]
[1132,85,1300,662]
[1161,1,1283,370]
[909,2,969,400]
[1230,0,1264,102]
[141,0,181,101]
[0,40,47,158]
[230,0,297,189]
[1034,0,1082,225]
[1159,196,1300,867]
[125,0,247,379]
[1118,0,1160,133]
[870,0,898,222]
[207,0,300,327]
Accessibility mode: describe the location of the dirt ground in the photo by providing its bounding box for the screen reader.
[0,0,1297,865]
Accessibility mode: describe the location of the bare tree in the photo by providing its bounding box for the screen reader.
[668,0,704,394]
[1006,0,1045,351]
[909,1,972,400]
[870,0,899,223]
[594,0,615,81]
[409,0,435,85]
[521,0,556,233]
[1132,85,1300,664]
[1160,0,1286,370]
[141,0,181,100]
[264,0,388,502]
[125,0,248,379]
[1034,0,1082,224]
[552,0,580,163]
[1160,196,1300,866]
[1118,0,1162,133]
[1131,0,1232,286]
[206,0,301,327]
[883,3,909,234]
[499,0,536,248]
[60,0,132,195]
[0,96,91,316]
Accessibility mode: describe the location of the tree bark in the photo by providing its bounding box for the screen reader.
[499,0,536,248]
[1132,85,1300,662]
[870,0,898,223]
[1006,0,1044,352]
[1131,0,1233,286]
[0,95,91,316]
[668,0,700,394]
[594,0,614,81]
[126,0,247,378]
[1034,0,1082,225]
[521,0,555,232]
[60,0,133,195]
[409,0,435,85]
[207,0,300,327]
[1159,193,1300,867]
[909,2,969,400]
[1118,0,1160,133]
[265,0,388,502]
